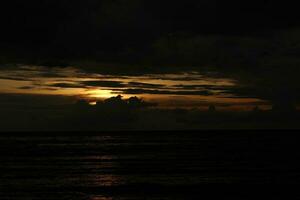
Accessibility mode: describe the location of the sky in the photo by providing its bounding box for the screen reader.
[1,0,299,62]
[0,65,268,110]
[0,1,300,130]
[1,0,300,51]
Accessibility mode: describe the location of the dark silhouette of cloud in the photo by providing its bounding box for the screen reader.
[119,89,213,96]
[173,84,228,90]
[37,72,71,78]
[49,83,85,89]
[80,80,166,89]
[0,93,299,131]
[18,86,36,90]
[0,76,29,81]
[1,0,299,62]
[127,82,165,89]
[83,80,125,88]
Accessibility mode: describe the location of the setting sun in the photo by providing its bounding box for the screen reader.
[85,89,115,99]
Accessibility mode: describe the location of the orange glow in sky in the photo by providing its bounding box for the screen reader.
[0,65,269,110]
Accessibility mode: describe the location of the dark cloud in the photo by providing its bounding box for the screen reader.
[1,0,299,62]
[119,89,213,96]
[49,83,85,89]
[127,82,165,89]
[173,84,227,90]
[38,72,70,78]
[41,87,59,91]
[0,76,30,81]
[82,80,164,89]
[83,80,125,88]
[220,82,300,111]
[18,86,36,90]
[0,93,74,107]
[0,93,299,131]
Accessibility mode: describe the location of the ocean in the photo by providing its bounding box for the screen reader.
[1,131,300,199]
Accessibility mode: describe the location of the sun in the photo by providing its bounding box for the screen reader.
[85,89,115,99]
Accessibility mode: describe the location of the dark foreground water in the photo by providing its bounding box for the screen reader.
[1,131,300,199]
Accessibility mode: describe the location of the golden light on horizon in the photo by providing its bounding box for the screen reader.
[0,65,274,110]
[85,88,116,99]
